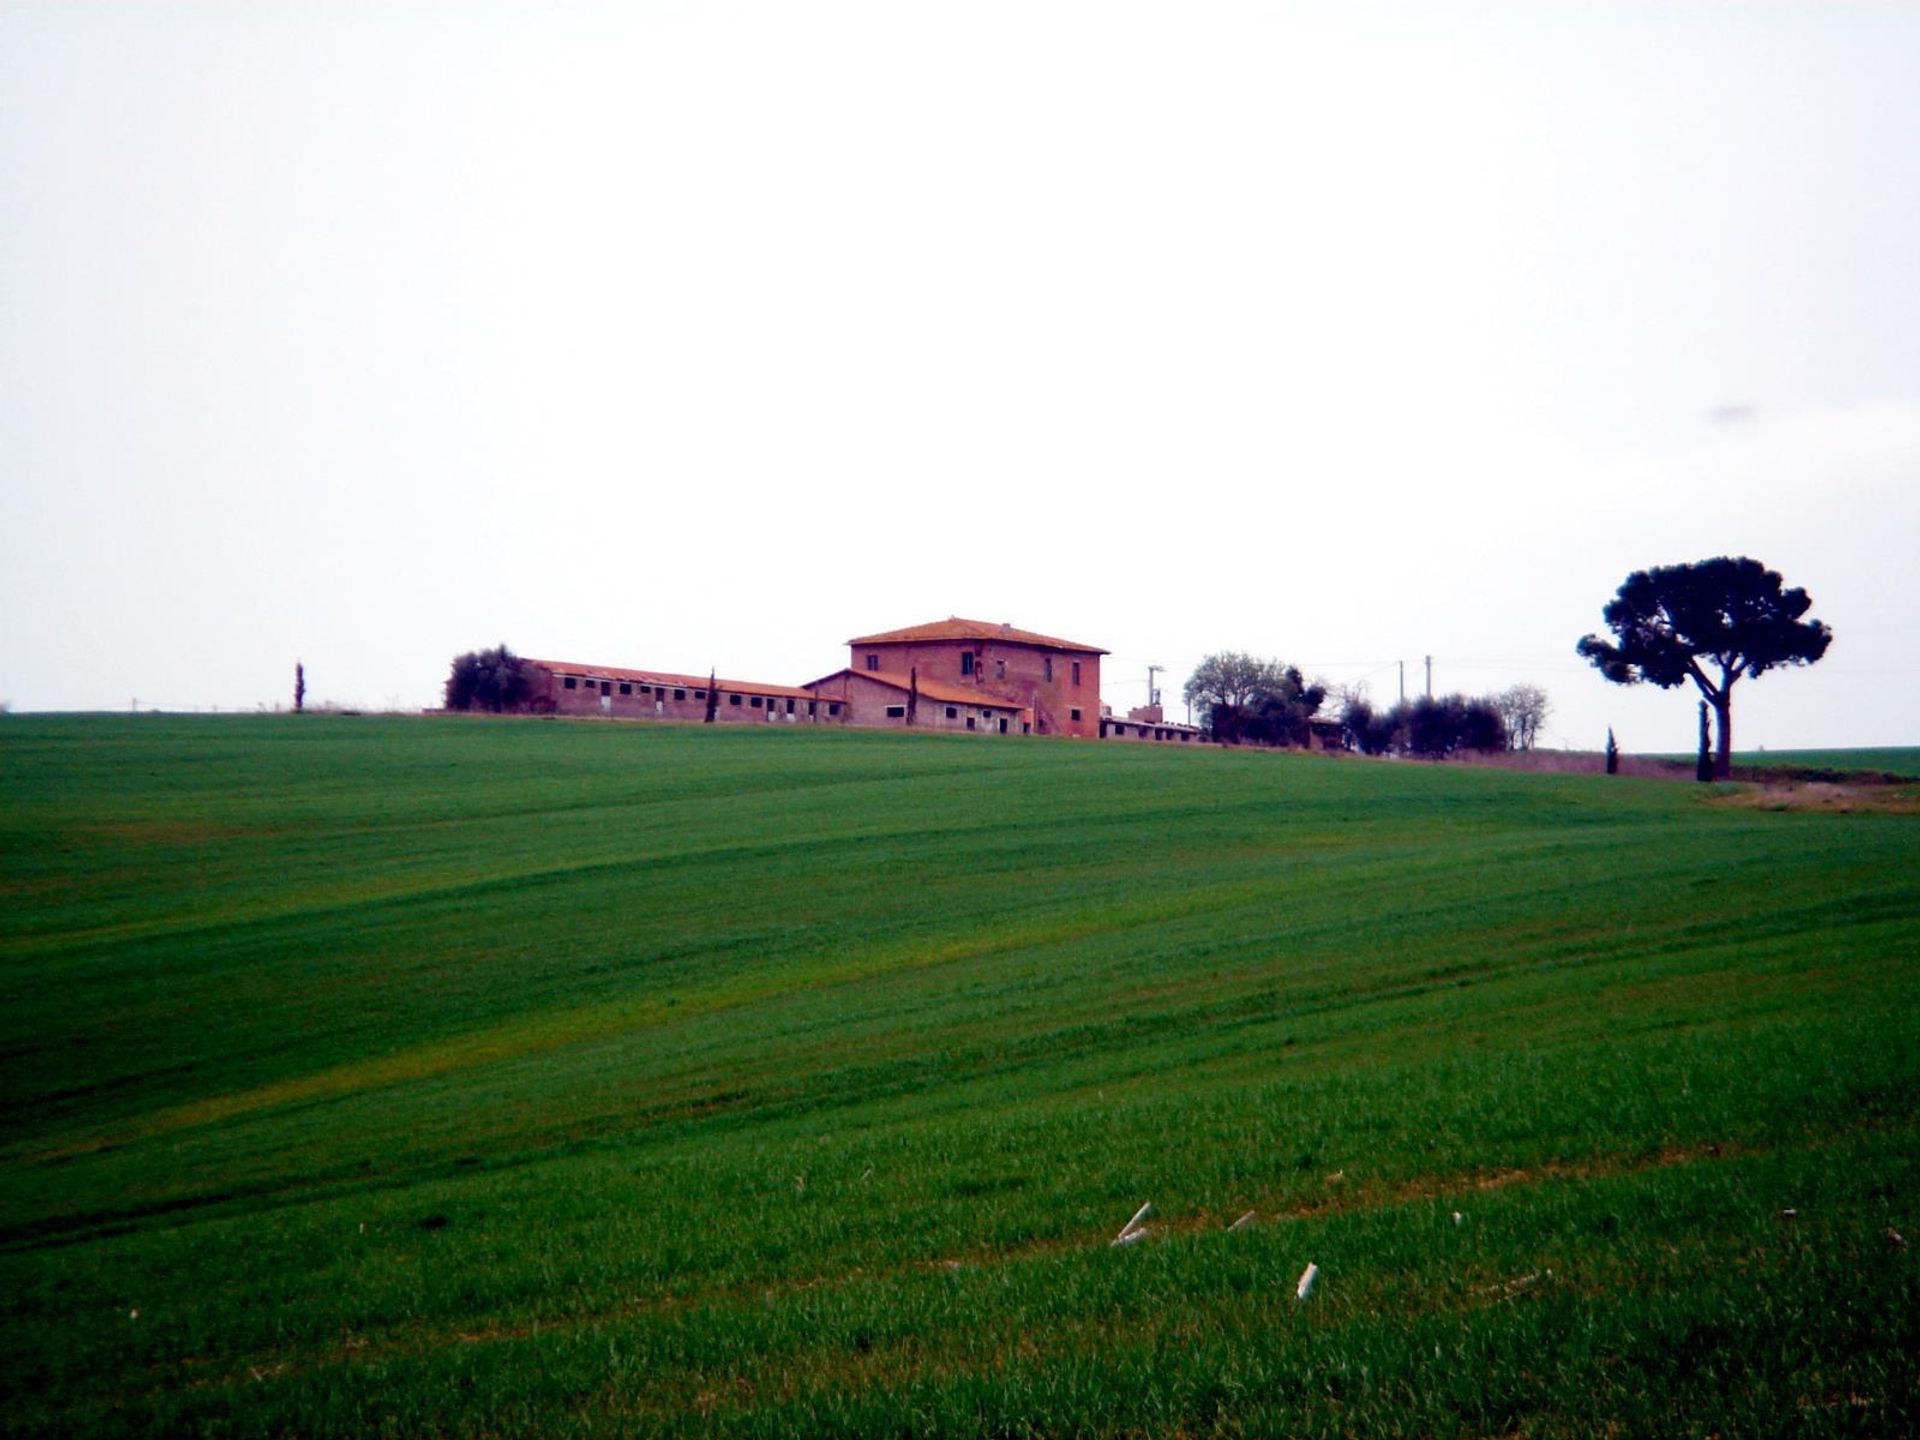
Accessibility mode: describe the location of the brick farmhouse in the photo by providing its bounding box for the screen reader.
[810,617,1104,738]
[513,617,1206,744]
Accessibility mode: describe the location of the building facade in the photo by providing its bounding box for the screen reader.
[1099,701,1209,745]
[803,668,1028,734]
[1100,714,1207,744]
[522,660,836,725]
[843,618,1105,738]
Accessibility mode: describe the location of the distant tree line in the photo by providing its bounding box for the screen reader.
[1186,652,1550,759]
[445,645,534,713]
[1339,691,1506,758]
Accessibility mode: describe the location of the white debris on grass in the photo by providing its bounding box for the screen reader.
[1112,1201,1152,1246]
[1296,1262,1318,1300]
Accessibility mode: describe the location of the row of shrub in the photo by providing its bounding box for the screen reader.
[1187,652,1548,758]
[1339,692,1510,758]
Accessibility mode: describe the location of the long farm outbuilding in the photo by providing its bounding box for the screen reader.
[522,661,834,725]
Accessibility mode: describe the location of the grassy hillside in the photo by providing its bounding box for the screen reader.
[2,715,1916,1437]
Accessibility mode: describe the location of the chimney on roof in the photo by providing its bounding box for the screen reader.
[1000,622,1013,634]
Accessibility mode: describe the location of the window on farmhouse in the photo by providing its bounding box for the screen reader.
[829,702,841,716]
[750,696,762,708]
[1044,657,1054,681]
[885,704,906,718]
[1071,661,1081,686]
[945,706,957,719]
[729,694,743,706]
[1071,708,1082,722]
[619,683,632,695]
[694,689,706,699]
[564,677,578,690]
[866,654,880,671]
[785,698,795,713]
[674,688,686,700]
[996,659,1006,679]
[600,681,611,695]
[961,652,974,676]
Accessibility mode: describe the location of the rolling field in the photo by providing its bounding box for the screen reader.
[2,714,1917,1437]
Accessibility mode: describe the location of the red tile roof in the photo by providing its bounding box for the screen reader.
[523,659,817,702]
[803,668,1027,711]
[846,617,1107,655]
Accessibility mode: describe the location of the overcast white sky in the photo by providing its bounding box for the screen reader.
[3,2,1916,750]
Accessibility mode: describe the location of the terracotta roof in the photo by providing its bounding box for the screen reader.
[803,668,1026,712]
[524,659,817,702]
[846,617,1108,655]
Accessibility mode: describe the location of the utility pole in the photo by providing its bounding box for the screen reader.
[1425,655,1433,699]
[1146,665,1163,709]
[1397,662,1404,705]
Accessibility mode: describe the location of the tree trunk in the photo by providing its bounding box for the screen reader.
[1695,700,1713,783]
[1713,691,1733,780]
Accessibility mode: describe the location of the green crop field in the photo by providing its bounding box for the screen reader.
[1733,748,1920,780]
[2,715,1916,1437]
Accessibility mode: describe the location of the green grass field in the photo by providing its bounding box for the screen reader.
[2,715,1916,1437]
[1732,747,1920,780]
